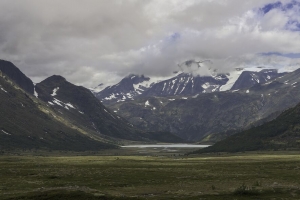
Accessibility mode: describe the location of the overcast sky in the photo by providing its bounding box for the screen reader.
[0,0,300,87]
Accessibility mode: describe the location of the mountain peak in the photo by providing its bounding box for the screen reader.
[0,59,34,94]
[44,75,67,83]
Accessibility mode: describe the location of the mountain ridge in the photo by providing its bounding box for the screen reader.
[108,68,300,141]
[94,68,285,105]
[0,59,34,94]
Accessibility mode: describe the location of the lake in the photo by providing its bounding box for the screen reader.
[121,144,211,148]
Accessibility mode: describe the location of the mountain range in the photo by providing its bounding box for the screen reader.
[94,69,284,105]
[2,57,300,152]
[0,60,183,151]
[98,68,298,141]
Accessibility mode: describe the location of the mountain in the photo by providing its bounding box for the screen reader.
[230,69,285,91]
[0,59,184,151]
[95,74,151,105]
[0,59,34,94]
[108,68,300,141]
[142,73,228,97]
[95,72,229,104]
[94,68,284,105]
[35,75,149,141]
[197,100,300,153]
[0,72,115,151]
[35,75,183,143]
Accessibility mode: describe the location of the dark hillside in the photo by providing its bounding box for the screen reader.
[0,75,115,151]
[196,101,300,153]
[0,59,34,94]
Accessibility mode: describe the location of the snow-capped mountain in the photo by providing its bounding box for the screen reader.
[230,69,285,91]
[142,73,228,97]
[108,68,300,142]
[93,67,286,105]
[94,72,230,104]
[94,74,153,104]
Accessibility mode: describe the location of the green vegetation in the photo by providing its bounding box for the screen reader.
[1,152,300,199]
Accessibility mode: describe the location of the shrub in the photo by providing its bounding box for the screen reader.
[233,183,259,195]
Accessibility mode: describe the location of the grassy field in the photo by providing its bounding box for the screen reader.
[1,150,300,199]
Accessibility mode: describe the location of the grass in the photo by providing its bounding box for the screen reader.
[1,151,300,199]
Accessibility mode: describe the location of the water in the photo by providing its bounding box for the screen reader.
[121,144,210,148]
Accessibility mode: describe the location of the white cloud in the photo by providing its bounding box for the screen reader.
[0,0,299,87]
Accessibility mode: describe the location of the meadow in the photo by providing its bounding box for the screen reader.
[1,149,300,199]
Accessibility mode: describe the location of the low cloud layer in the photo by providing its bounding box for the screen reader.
[0,0,299,87]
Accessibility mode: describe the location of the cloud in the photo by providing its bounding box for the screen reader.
[0,0,299,87]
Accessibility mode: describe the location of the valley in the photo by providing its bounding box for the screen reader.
[1,152,300,200]
[1,1,300,199]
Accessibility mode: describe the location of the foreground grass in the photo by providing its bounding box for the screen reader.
[1,153,300,199]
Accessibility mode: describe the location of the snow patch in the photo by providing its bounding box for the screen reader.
[48,101,54,105]
[51,87,59,96]
[246,90,249,93]
[162,83,166,91]
[34,86,38,98]
[145,100,150,107]
[202,83,210,89]
[220,71,242,91]
[1,130,11,135]
[65,103,75,109]
[53,98,63,106]
[104,93,117,100]
[79,111,84,114]
[0,85,7,93]
[220,67,264,91]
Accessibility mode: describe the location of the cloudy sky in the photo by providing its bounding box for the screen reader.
[0,0,300,87]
